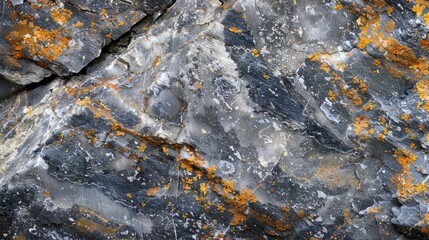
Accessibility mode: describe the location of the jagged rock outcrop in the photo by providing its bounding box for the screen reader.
[1,0,429,239]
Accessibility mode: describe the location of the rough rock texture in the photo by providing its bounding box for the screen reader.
[0,0,173,85]
[1,0,429,239]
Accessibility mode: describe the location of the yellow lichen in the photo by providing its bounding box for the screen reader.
[415,80,429,100]
[340,83,363,106]
[334,4,343,10]
[76,97,91,106]
[353,116,370,135]
[51,8,73,24]
[362,102,376,111]
[320,63,331,73]
[412,4,425,16]
[328,90,338,101]
[251,49,260,57]
[73,21,84,27]
[393,148,417,172]
[138,143,147,153]
[6,19,71,62]
[401,114,411,122]
[228,27,242,33]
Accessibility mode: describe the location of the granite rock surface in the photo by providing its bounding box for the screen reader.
[1,0,429,239]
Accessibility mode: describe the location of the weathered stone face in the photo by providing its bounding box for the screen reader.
[1,0,429,239]
[0,0,174,86]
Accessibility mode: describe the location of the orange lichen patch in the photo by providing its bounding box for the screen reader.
[351,3,429,77]
[181,177,193,190]
[251,48,260,57]
[384,38,418,67]
[343,209,353,225]
[357,37,371,49]
[419,39,429,51]
[75,218,117,237]
[412,4,426,16]
[296,210,305,218]
[334,3,343,10]
[384,20,395,33]
[193,81,203,91]
[320,63,331,73]
[226,188,257,226]
[374,59,382,67]
[111,123,120,130]
[376,133,385,141]
[200,183,209,195]
[73,21,85,27]
[393,148,417,172]
[340,83,363,106]
[385,64,405,78]
[151,55,162,68]
[328,90,338,101]
[358,79,367,94]
[422,13,429,27]
[76,97,91,106]
[281,205,291,214]
[147,186,161,196]
[162,146,169,156]
[308,53,322,61]
[415,80,429,100]
[386,6,394,14]
[423,102,429,112]
[178,147,206,172]
[353,116,371,135]
[263,74,270,79]
[116,130,125,136]
[100,9,108,16]
[43,189,51,197]
[391,173,428,200]
[5,19,70,61]
[217,204,226,212]
[138,143,147,152]
[416,0,429,7]
[412,58,429,76]
[404,128,412,134]
[417,213,429,231]
[401,114,411,121]
[51,8,73,24]
[362,102,376,111]
[206,166,217,179]
[228,27,242,33]
[118,21,124,26]
[373,0,387,9]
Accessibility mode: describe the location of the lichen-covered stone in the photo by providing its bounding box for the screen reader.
[1,0,429,239]
[0,0,172,86]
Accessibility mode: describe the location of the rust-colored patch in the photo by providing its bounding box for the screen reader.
[76,218,117,236]
[147,186,161,196]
